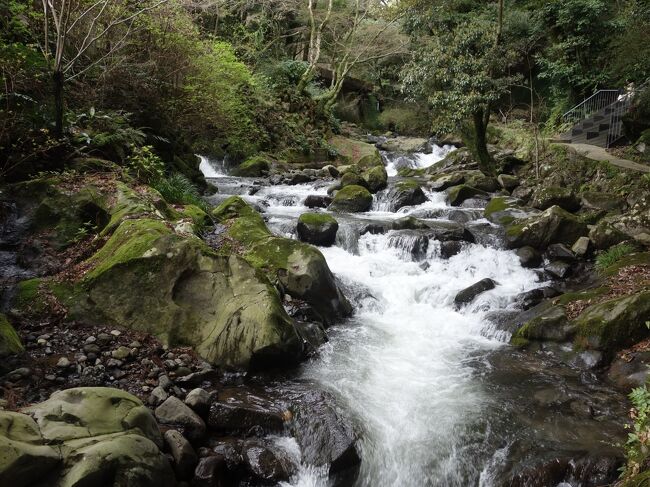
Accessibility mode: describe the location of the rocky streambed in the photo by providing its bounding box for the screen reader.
[1,135,648,486]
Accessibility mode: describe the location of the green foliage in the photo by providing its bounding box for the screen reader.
[596,244,635,272]
[378,105,431,135]
[127,145,164,183]
[152,173,210,213]
[622,385,650,481]
[607,0,650,85]
[70,109,145,162]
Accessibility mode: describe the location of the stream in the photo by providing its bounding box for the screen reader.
[200,146,628,487]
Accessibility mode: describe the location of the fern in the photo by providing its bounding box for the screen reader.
[596,243,635,272]
[152,173,210,212]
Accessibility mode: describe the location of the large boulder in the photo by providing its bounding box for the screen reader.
[505,206,588,250]
[589,221,629,250]
[329,136,383,168]
[363,165,388,193]
[574,291,650,357]
[340,172,369,190]
[510,303,574,346]
[297,213,339,247]
[0,313,23,358]
[484,197,538,225]
[385,180,427,211]
[580,191,626,212]
[329,185,373,213]
[231,156,270,177]
[531,186,580,212]
[1,388,175,487]
[454,278,497,307]
[446,185,489,206]
[54,218,302,369]
[213,197,352,325]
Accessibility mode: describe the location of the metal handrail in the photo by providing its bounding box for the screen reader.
[562,90,621,125]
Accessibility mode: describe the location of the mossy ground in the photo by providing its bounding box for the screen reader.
[0,313,23,355]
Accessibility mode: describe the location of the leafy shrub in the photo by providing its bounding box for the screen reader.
[127,145,164,183]
[621,385,650,481]
[378,105,431,135]
[70,109,145,162]
[152,173,210,212]
[596,243,635,271]
[262,60,309,91]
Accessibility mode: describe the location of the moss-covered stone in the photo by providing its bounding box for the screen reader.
[51,216,302,369]
[505,205,588,250]
[297,213,339,247]
[446,185,489,206]
[429,172,465,191]
[531,186,580,212]
[0,313,23,358]
[463,171,499,192]
[340,172,369,190]
[13,278,48,317]
[231,156,270,177]
[363,165,388,193]
[214,197,352,324]
[574,291,650,356]
[177,204,210,228]
[329,185,373,213]
[580,191,625,212]
[589,220,629,250]
[511,305,574,343]
[329,135,382,168]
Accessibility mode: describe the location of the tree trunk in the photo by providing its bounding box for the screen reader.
[53,70,64,138]
[461,109,494,176]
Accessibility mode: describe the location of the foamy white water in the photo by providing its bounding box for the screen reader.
[198,155,226,177]
[384,144,456,177]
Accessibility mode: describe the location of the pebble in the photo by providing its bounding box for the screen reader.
[56,357,71,368]
[85,336,97,344]
[8,368,31,381]
[129,341,142,348]
[148,386,169,406]
[185,388,210,416]
[110,329,122,337]
[176,367,192,378]
[96,333,112,346]
[111,346,131,360]
[83,343,101,354]
[159,374,172,390]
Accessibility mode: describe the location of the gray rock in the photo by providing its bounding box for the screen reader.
[572,236,592,257]
[546,243,575,262]
[497,174,519,191]
[516,246,542,268]
[193,456,226,487]
[545,261,572,279]
[454,278,497,307]
[155,397,206,442]
[185,388,211,416]
[148,386,169,407]
[164,429,198,480]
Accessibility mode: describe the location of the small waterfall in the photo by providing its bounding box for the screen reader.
[198,155,226,177]
[383,143,456,177]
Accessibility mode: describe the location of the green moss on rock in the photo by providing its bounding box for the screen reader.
[363,165,388,193]
[329,185,373,213]
[0,314,23,357]
[231,156,270,177]
[447,185,489,206]
[329,136,382,168]
[505,205,588,250]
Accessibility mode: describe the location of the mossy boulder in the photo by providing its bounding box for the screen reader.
[329,136,383,169]
[511,305,574,344]
[497,174,519,191]
[463,171,499,192]
[446,185,489,206]
[0,387,175,487]
[589,221,629,250]
[329,185,373,213]
[54,218,302,369]
[0,313,23,358]
[484,197,537,225]
[340,172,369,190]
[505,205,589,250]
[177,204,210,229]
[231,156,270,177]
[574,291,650,357]
[213,197,352,324]
[297,213,339,247]
[580,191,626,212]
[391,216,429,231]
[385,180,427,211]
[430,172,465,191]
[363,165,388,193]
[531,186,580,212]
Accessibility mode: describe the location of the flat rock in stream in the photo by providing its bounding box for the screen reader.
[208,387,290,434]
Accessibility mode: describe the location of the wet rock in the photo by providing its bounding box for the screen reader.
[531,186,580,212]
[516,287,560,310]
[511,304,573,344]
[387,231,430,261]
[454,278,497,307]
[176,369,220,388]
[427,220,475,243]
[290,389,360,474]
[546,243,575,262]
[164,429,198,480]
[297,213,339,247]
[329,185,373,213]
[608,351,650,390]
[303,195,332,209]
[193,456,226,487]
[440,241,464,259]
[508,455,622,487]
[185,388,211,417]
[430,172,465,191]
[242,440,294,482]
[385,180,428,211]
[516,246,542,268]
[210,440,244,471]
[446,185,489,206]
[155,397,206,442]
[0,314,23,358]
[391,216,429,231]
[359,223,387,235]
[545,260,572,279]
[340,172,369,190]
[208,388,289,434]
[295,321,328,354]
[512,185,533,203]
[149,386,169,407]
[364,165,388,193]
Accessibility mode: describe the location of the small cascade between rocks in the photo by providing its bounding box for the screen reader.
[201,141,628,487]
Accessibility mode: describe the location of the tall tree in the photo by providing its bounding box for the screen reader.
[38,0,168,137]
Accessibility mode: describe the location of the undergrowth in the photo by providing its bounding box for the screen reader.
[596,244,636,272]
